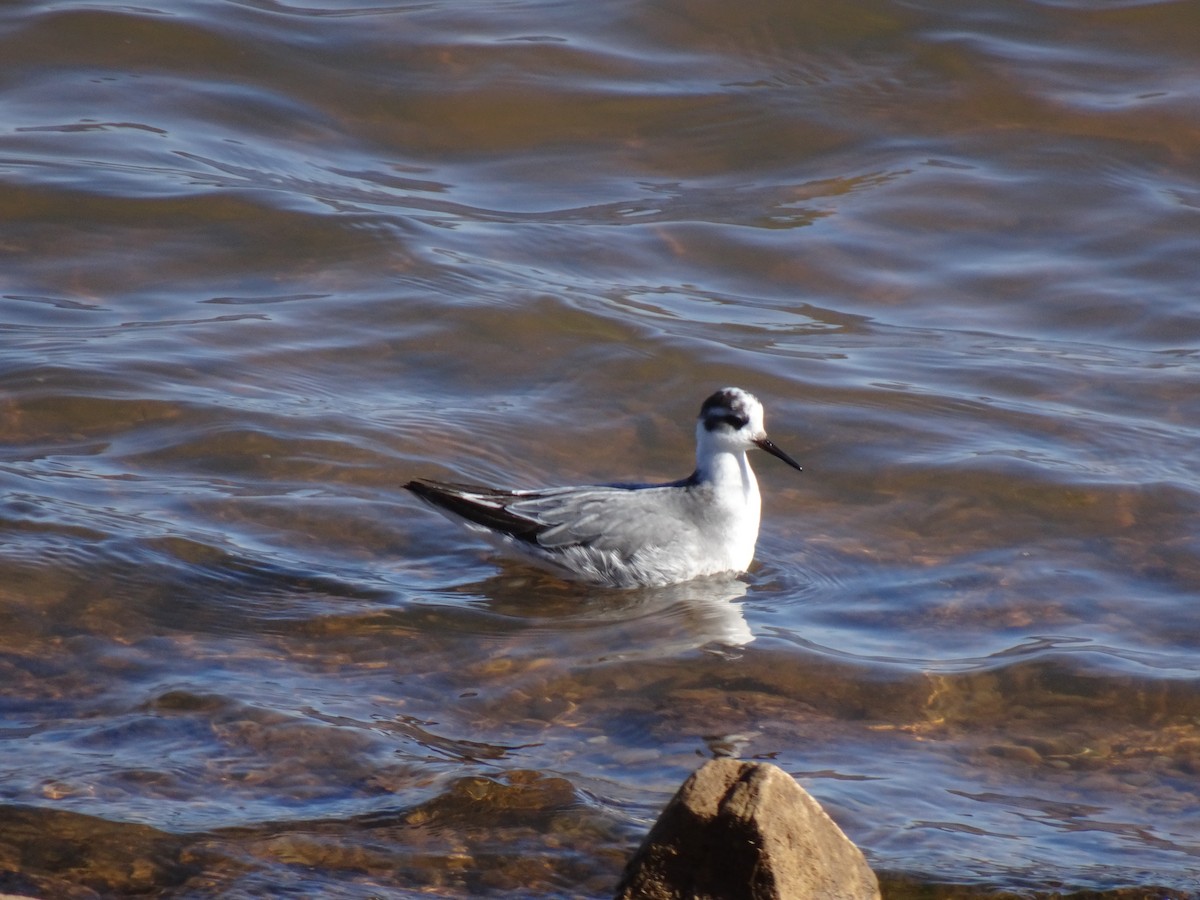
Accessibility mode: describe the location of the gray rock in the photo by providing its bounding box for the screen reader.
[615,758,880,900]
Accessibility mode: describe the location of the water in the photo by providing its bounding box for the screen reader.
[2,0,1199,896]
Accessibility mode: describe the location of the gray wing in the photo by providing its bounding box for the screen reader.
[405,478,702,555]
[511,483,703,553]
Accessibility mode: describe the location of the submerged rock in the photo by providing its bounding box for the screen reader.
[615,758,879,900]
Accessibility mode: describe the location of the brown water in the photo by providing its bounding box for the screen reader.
[2,0,1200,896]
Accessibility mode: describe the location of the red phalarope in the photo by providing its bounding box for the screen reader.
[405,387,802,588]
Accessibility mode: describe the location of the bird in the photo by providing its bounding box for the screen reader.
[404,387,802,588]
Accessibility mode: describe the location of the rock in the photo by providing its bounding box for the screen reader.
[614,758,879,900]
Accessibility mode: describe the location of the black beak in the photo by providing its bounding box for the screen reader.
[754,436,803,472]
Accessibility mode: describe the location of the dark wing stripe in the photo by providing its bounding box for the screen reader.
[405,479,547,544]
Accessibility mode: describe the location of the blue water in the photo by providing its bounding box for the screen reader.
[1,0,1199,895]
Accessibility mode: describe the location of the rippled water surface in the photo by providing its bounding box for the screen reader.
[2,0,1199,896]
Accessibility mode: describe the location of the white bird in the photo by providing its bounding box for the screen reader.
[405,387,802,588]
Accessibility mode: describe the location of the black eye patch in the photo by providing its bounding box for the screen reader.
[704,412,748,431]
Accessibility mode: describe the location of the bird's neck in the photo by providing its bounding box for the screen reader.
[697,448,759,504]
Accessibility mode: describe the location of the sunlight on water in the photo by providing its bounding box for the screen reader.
[1,0,1199,896]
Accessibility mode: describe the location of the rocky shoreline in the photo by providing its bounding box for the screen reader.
[613,759,1194,900]
[0,763,1192,898]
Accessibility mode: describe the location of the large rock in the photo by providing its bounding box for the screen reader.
[614,759,880,900]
